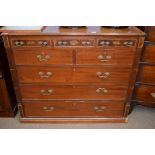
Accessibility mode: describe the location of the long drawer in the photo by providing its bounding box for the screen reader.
[143,44,155,63]
[135,85,155,104]
[140,65,155,84]
[17,66,131,84]
[13,49,73,65]
[20,85,127,100]
[22,100,124,117]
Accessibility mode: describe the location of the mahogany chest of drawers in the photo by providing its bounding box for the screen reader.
[1,26,144,123]
[0,36,17,117]
[133,27,155,107]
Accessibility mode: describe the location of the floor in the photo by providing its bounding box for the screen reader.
[0,105,155,129]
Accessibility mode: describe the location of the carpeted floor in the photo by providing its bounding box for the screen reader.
[0,105,155,129]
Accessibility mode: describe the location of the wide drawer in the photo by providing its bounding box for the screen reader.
[17,66,131,84]
[13,49,73,65]
[143,44,155,63]
[20,85,127,100]
[76,49,135,65]
[22,100,124,117]
[140,65,155,84]
[135,85,155,104]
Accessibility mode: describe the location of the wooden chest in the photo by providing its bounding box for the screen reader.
[1,26,144,123]
[133,26,155,107]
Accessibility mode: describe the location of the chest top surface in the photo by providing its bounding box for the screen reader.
[0,26,145,36]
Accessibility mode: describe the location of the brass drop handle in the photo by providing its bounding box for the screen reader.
[96,88,108,93]
[38,71,53,78]
[150,93,155,98]
[123,41,134,46]
[97,52,112,62]
[38,41,48,46]
[40,89,53,95]
[96,72,110,78]
[43,106,55,111]
[94,106,106,112]
[14,41,25,46]
[37,54,50,61]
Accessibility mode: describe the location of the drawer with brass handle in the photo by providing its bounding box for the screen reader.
[12,49,73,65]
[98,40,136,47]
[135,85,155,105]
[17,66,131,84]
[12,40,51,47]
[22,100,124,117]
[20,85,127,100]
[76,49,134,65]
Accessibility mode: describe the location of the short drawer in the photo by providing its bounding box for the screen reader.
[22,100,124,117]
[17,66,131,84]
[143,44,155,63]
[13,49,73,65]
[10,36,52,48]
[135,85,155,104]
[140,65,155,84]
[76,49,134,65]
[20,85,127,100]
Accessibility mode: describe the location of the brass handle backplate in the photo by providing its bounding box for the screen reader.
[14,41,25,46]
[123,41,134,46]
[150,92,155,98]
[43,106,55,111]
[37,54,50,61]
[97,52,111,62]
[38,71,53,78]
[94,106,106,112]
[96,72,110,78]
[40,89,53,95]
[96,88,108,93]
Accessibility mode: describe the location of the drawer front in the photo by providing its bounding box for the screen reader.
[135,85,155,103]
[17,66,131,84]
[143,45,155,63]
[13,49,73,65]
[97,39,137,48]
[76,49,135,65]
[11,37,51,48]
[22,101,124,117]
[146,27,155,42]
[140,65,155,84]
[20,85,127,100]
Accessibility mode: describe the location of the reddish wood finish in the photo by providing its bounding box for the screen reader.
[133,26,155,108]
[145,27,155,42]
[13,49,73,65]
[22,100,124,117]
[135,85,155,106]
[17,66,131,84]
[20,85,127,100]
[76,49,135,65]
[1,26,144,123]
[140,65,155,84]
[143,45,155,63]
